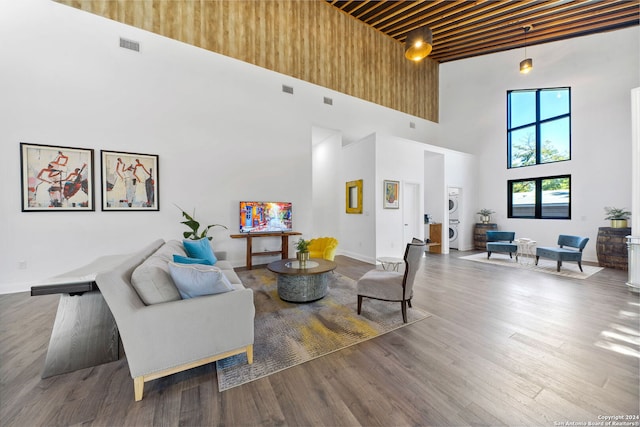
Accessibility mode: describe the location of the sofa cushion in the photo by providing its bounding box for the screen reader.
[183,239,217,265]
[168,262,235,299]
[131,256,181,305]
[172,254,214,265]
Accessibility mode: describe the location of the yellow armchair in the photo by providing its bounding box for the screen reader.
[308,237,339,261]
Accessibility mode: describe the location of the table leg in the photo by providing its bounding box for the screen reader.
[42,291,119,378]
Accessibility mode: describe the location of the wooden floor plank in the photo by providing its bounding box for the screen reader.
[0,251,638,426]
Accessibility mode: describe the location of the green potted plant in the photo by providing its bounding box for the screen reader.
[295,238,310,266]
[604,207,631,228]
[176,205,227,241]
[477,208,495,224]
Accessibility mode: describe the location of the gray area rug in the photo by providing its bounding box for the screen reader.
[460,252,603,279]
[216,268,430,391]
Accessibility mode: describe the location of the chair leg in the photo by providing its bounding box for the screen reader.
[557,261,561,272]
[401,301,408,323]
[134,377,144,402]
[487,251,492,259]
[578,261,583,272]
[357,295,363,315]
[407,299,412,308]
[535,256,539,266]
[509,252,512,259]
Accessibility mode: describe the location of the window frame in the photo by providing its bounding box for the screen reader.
[507,174,572,220]
[507,87,572,169]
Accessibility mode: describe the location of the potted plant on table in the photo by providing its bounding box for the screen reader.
[295,238,310,267]
[477,208,495,224]
[604,207,631,228]
[176,205,228,241]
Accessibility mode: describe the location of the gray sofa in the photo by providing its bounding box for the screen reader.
[95,239,254,401]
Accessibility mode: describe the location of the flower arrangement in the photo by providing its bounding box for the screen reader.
[176,205,227,241]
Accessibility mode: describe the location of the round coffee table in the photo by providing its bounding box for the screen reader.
[267,258,337,303]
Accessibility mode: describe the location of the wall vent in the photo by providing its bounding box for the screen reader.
[282,84,294,94]
[409,121,416,129]
[323,96,333,105]
[120,38,140,52]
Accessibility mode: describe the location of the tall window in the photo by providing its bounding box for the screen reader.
[508,175,571,219]
[507,88,571,168]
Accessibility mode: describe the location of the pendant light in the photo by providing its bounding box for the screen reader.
[405,26,433,61]
[519,25,533,74]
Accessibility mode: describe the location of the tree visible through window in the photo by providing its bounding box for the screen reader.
[508,175,571,219]
[508,88,571,168]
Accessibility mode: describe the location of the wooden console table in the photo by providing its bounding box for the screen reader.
[230,231,302,269]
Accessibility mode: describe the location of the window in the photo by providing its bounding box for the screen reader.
[508,175,571,219]
[507,88,571,168]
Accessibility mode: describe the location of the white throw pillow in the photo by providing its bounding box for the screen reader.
[168,262,234,299]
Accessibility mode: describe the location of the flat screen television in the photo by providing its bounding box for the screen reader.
[239,201,293,233]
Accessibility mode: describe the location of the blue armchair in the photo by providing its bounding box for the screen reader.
[486,231,517,259]
[535,235,589,272]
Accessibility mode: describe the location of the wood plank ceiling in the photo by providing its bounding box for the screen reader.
[326,0,640,63]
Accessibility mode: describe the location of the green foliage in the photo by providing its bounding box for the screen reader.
[604,207,631,220]
[296,238,310,253]
[176,204,227,241]
[477,209,495,216]
[512,132,569,167]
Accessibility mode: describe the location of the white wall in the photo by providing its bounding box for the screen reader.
[439,27,640,262]
[312,127,342,239]
[340,135,376,263]
[0,0,447,293]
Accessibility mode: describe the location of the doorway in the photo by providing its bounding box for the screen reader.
[403,182,422,245]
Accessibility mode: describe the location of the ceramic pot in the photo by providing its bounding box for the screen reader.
[611,219,628,228]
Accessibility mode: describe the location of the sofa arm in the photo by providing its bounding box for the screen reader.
[120,288,255,379]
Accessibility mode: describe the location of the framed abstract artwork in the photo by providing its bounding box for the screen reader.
[100,150,159,211]
[20,142,95,212]
[383,180,399,209]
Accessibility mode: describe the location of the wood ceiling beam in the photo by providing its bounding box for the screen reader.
[432,1,636,49]
[433,15,639,62]
[434,6,639,53]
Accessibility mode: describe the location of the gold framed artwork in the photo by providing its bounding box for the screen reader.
[383,180,399,209]
[345,179,363,214]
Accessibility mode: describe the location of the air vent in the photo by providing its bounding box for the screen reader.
[409,121,416,129]
[119,37,140,52]
[323,97,333,105]
[282,84,294,94]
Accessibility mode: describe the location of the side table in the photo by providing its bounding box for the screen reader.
[377,257,404,271]
[515,238,536,264]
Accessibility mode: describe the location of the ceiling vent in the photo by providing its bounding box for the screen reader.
[323,97,333,105]
[119,38,140,52]
[282,84,294,94]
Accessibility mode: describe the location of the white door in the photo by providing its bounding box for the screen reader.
[403,182,422,245]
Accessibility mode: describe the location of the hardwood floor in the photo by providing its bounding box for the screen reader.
[1,252,638,426]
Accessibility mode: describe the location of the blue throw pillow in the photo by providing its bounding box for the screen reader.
[172,254,213,265]
[168,262,234,299]
[182,239,217,265]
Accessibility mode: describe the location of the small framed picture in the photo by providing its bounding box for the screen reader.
[101,150,159,211]
[383,180,399,209]
[20,143,95,212]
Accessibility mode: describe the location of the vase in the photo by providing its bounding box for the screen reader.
[611,219,628,228]
[296,251,309,267]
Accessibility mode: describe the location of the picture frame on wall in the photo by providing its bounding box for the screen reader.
[101,150,159,211]
[383,180,399,209]
[20,142,95,212]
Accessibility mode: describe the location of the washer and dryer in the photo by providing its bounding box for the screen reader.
[448,190,460,249]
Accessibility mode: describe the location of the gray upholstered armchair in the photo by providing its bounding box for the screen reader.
[535,234,589,272]
[356,241,425,323]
